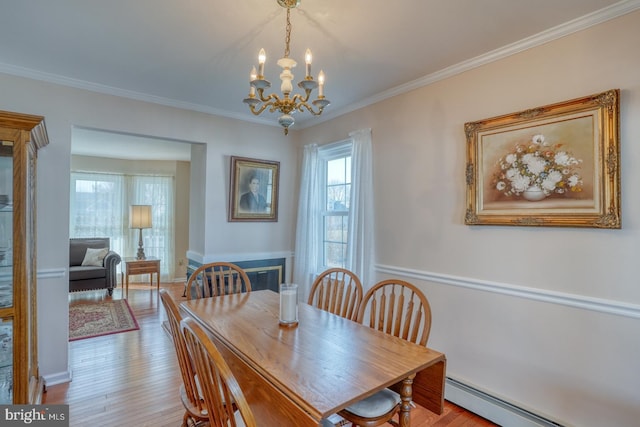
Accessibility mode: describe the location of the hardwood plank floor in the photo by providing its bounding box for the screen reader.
[44,283,497,427]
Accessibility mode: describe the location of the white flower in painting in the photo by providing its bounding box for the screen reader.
[496,181,506,191]
[532,134,545,145]
[554,151,571,166]
[541,179,556,192]
[505,168,518,180]
[505,153,518,164]
[547,170,563,183]
[524,155,547,175]
[511,174,531,193]
[541,170,562,192]
[568,174,581,187]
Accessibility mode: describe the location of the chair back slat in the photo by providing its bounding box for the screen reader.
[181,316,257,427]
[187,262,252,300]
[357,279,432,346]
[308,268,363,321]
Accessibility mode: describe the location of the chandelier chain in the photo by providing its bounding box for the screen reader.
[284,8,292,58]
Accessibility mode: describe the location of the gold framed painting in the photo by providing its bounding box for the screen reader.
[228,156,280,222]
[465,89,620,228]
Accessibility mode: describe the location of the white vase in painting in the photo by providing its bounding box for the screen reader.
[522,185,546,201]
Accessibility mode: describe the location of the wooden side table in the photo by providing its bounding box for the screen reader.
[123,257,160,299]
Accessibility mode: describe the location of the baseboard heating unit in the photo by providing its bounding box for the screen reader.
[445,377,563,427]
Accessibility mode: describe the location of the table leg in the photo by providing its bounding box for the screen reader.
[125,273,129,299]
[398,374,416,427]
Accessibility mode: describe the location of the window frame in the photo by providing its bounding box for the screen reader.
[318,140,352,271]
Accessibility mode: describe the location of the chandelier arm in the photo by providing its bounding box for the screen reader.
[256,89,283,104]
[290,93,304,104]
[248,102,275,116]
[291,90,312,104]
[296,102,324,116]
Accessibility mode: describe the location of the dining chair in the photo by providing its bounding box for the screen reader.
[159,289,208,427]
[180,316,256,427]
[186,262,252,300]
[307,268,363,321]
[338,279,433,427]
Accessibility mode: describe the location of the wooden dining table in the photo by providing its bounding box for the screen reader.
[180,290,446,427]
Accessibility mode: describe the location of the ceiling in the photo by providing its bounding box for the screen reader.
[1,0,636,159]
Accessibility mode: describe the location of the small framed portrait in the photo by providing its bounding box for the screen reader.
[228,156,280,222]
[464,89,620,228]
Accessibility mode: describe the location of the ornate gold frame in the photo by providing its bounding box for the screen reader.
[228,156,280,222]
[465,89,620,228]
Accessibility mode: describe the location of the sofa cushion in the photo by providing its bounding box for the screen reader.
[70,238,111,266]
[69,266,107,281]
[81,247,108,267]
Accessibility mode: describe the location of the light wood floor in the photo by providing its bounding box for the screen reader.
[43,282,497,427]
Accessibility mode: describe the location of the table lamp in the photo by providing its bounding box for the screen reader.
[129,205,152,260]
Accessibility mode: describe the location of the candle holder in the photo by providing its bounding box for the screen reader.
[279,283,299,327]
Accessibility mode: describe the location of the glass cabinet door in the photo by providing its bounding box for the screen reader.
[0,146,12,307]
[0,141,13,403]
[0,319,12,403]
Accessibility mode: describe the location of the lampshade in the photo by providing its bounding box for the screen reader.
[129,205,152,229]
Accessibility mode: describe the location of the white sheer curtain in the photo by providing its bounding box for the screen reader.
[127,175,176,281]
[70,172,175,281]
[293,129,376,299]
[293,143,321,300]
[70,172,126,255]
[346,128,375,287]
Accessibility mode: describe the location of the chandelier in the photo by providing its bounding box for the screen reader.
[243,0,330,135]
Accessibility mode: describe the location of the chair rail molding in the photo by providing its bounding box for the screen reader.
[375,264,640,320]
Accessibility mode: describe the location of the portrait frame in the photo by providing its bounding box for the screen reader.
[465,89,620,228]
[228,156,280,222]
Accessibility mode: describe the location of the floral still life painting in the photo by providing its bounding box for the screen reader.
[492,133,583,202]
[465,89,620,228]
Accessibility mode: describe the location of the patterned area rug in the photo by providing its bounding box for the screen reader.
[69,299,140,341]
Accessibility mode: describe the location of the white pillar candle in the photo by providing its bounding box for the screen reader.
[279,284,298,325]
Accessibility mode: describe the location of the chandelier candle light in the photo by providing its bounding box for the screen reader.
[243,0,330,135]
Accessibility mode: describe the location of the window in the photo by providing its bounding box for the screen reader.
[70,172,175,281]
[294,129,373,293]
[319,143,351,269]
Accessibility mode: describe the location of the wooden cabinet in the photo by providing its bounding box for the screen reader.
[0,110,48,404]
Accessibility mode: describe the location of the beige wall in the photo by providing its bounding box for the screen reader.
[70,155,191,281]
[299,10,640,427]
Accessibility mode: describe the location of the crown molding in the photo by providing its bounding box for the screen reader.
[312,0,640,127]
[1,1,639,131]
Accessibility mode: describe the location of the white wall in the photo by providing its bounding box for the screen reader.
[0,74,296,387]
[300,10,640,427]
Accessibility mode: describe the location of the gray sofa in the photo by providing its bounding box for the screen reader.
[69,237,121,295]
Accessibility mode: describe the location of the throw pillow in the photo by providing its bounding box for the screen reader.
[81,247,109,267]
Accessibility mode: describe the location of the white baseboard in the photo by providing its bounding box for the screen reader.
[43,370,73,388]
[445,377,562,427]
